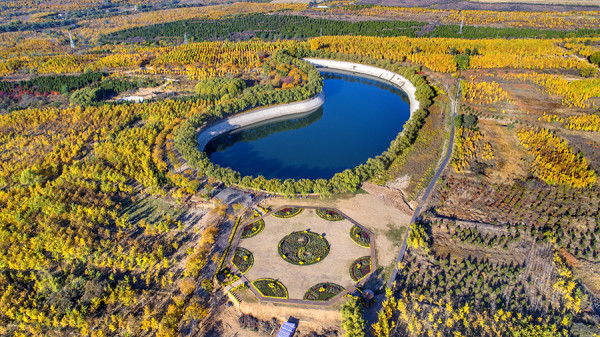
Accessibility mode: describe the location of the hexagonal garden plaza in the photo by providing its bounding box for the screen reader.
[226,206,375,304]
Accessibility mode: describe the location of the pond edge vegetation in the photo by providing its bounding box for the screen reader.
[174,47,435,196]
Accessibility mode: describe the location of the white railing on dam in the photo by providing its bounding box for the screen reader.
[303,58,420,115]
[196,59,419,152]
[197,91,326,151]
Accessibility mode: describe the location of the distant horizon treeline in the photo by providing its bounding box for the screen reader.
[102,13,600,44]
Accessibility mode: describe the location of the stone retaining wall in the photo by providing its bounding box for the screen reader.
[304,58,419,115]
[197,59,419,151]
[197,91,325,151]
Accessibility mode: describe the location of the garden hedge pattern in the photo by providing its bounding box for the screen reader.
[316,208,345,221]
[278,230,330,265]
[350,256,372,282]
[231,247,254,274]
[350,225,370,248]
[272,207,303,219]
[303,282,345,301]
[253,278,288,298]
[241,218,265,239]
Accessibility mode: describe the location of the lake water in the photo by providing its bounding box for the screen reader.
[204,72,411,180]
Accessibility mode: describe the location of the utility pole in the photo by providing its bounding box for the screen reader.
[458,16,464,35]
[69,32,75,49]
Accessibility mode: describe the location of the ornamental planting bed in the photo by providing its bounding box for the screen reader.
[350,225,371,248]
[241,218,265,239]
[253,278,288,298]
[231,247,254,273]
[217,267,240,286]
[278,231,330,265]
[316,208,345,221]
[303,282,345,301]
[231,206,375,302]
[350,256,372,282]
[272,207,303,218]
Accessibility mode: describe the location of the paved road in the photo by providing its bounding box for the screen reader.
[386,84,460,288]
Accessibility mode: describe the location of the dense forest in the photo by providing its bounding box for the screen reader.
[102,13,600,44]
[429,25,600,39]
[0,19,78,33]
[102,13,426,42]
[0,72,105,94]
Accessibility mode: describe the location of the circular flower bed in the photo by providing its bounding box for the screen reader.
[241,219,265,239]
[303,282,345,301]
[278,231,330,265]
[231,247,254,274]
[253,278,288,299]
[272,207,303,219]
[350,256,372,282]
[316,208,345,221]
[350,225,371,247]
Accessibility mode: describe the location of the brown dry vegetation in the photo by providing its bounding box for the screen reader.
[385,91,450,202]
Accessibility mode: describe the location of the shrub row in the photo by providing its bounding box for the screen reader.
[0,71,104,94]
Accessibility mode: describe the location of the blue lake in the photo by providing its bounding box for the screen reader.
[204,72,411,180]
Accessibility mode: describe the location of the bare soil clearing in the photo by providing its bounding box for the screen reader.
[479,120,529,182]
[208,300,342,337]
[559,129,600,174]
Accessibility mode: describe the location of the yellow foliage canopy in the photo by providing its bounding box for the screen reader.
[517,128,596,188]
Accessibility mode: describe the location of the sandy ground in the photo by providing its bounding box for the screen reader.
[479,120,529,183]
[111,81,172,101]
[239,209,370,299]
[240,302,342,329]
[210,300,342,337]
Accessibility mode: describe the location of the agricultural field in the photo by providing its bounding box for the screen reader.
[1,1,600,337]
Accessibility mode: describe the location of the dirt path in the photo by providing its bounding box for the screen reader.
[387,80,459,288]
[111,80,171,101]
